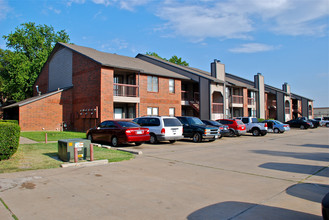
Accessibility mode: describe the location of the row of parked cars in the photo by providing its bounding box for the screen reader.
[86,115,325,147]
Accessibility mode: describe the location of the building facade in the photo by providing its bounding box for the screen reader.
[3,43,314,131]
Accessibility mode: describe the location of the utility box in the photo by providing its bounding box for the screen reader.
[58,139,91,162]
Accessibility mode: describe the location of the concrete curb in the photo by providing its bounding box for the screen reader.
[60,159,108,168]
[116,148,143,155]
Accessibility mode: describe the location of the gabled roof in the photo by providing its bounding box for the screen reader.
[225,73,258,91]
[136,54,224,83]
[57,43,189,80]
[2,89,66,109]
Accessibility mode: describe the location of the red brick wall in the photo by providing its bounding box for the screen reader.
[33,62,49,96]
[243,88,248,117]
[139,74,181,116]
[19,91,65,131]
[100,67,114,121]
[72,52,102,131]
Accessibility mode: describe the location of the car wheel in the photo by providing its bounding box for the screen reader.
[149,134,158,144]
[218,134,223,139]
[192,132,202,143]
[111,136,118,147]
[135,142,143,146]
[87,134,93,141]
[252,128,260,136]
[169,140,176,144]
[229,129,235,137]
[300,125,305,129]
[273,128,280,133]
[326,123,329,128]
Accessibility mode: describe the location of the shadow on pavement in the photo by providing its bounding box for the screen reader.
[286,183,329,203]
[259,162,329,177]
[187,201,321,220]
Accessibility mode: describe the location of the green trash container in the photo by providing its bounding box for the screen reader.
[58,138,91,162]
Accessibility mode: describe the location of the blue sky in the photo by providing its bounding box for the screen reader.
[1,0,328,107]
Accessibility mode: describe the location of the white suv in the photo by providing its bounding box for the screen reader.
[133,116,183,144]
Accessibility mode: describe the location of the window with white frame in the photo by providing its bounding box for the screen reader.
[147,76,158,92]
[147,107,158,116]
[169,79,175,93]
[169,107,175,116]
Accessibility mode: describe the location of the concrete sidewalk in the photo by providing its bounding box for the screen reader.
[1,128,328,219]
[19,136,39,144]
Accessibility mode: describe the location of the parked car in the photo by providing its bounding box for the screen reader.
[235,117,267,136]
[133,116,183,144]
[86,120,150,147]
[297,117,319,128]
[286,119,313,129]
[261,120,290,133]
[216,119,246,136]
[176,116,219,142]
[202,120,230,138]
[314,117,329,127]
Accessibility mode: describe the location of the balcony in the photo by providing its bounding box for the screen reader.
[285,107,290,114]
[212,103,224,114]
[232,95,243,104]
[114,83,139,97]
[248,98,255,105]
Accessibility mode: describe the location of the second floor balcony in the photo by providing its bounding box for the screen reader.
[232,95,243,104]
[114,83,139,97]
[248,97,255,106]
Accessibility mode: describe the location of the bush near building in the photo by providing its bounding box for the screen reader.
[0,122,21,160]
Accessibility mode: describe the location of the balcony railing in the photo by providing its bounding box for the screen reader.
[248,98,255,105]
[212,103,224,114]
[113,83,139,97]
[285,107,290,114]
[181,91,199,102]
[232,95,243,104]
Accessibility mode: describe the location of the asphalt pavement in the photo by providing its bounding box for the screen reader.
[0,127,328,220]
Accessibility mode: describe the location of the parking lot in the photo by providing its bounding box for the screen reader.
[0,128,328,219]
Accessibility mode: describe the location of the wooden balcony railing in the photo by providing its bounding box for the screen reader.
[212,103,224,114]
[285,107,290,114]
[113,83,139,97]
[248,98,255,105]
[232,95,243,104]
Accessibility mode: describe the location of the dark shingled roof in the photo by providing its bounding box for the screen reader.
[57,43,189,80]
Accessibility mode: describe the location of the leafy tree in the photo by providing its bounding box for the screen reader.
[0,22,70,103]
[146,52,189,66]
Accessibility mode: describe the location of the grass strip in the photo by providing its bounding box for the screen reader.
[20,131,86,142]
[0,197,18,220]
[0,143,134,173]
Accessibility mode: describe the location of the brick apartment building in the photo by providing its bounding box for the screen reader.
[3,43,313,131]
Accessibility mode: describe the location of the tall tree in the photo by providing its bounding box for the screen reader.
[146,52,189,66]
[0,22,70,103]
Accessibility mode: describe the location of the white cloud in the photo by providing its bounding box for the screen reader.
[229,43,278,53]
[0,0,10,20]
[155,0,329,41]
[101,38,129,52]
[67,0,86,6]
[119,0,149,11]
[92,0,111,7]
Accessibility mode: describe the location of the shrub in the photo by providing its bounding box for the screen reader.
[1,120,19,124]
[0,122,21,160]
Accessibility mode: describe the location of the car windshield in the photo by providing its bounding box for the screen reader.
[163,118,182,127]
[274,120,283,124]
[188,117,204,125]
[236,120,244,125]
[208,120,221,126]
[117,121,140,128]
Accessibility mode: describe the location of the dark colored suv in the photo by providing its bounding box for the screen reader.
[216,119,246,136]
[176,116,219,142]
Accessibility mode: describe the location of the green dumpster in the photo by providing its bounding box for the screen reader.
[58,139,91,162]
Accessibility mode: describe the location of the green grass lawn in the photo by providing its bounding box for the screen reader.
[21,131,86,142]
[0,143,134,173]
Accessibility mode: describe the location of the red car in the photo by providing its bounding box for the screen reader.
[86,120,150,147]
[216,119,246,136]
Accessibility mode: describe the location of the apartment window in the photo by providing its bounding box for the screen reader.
[169,107,175,116]
[169,79,175,93]
[147,76,158,92]
[147,107,158,116]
